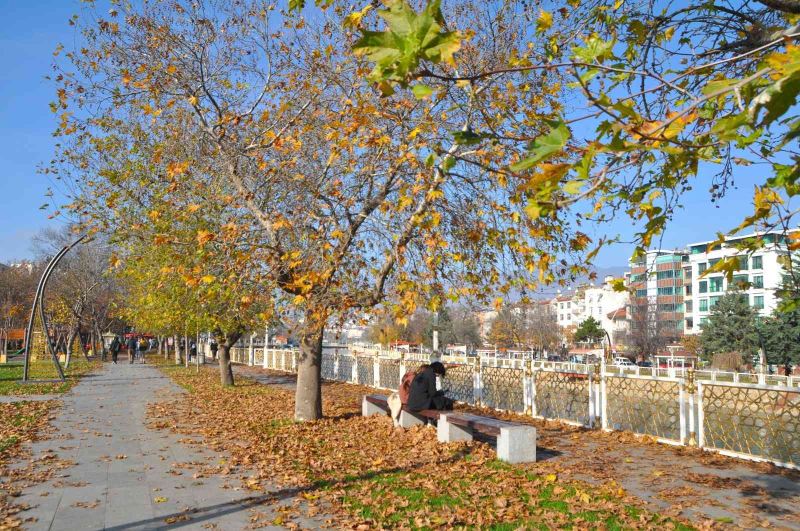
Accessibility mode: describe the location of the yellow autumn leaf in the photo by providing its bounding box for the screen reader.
[200,275,215,284]
[196,230,214,246]
[536,10,553,33]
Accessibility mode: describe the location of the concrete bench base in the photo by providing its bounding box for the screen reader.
[363,394,537,463]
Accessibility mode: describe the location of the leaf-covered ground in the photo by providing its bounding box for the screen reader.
[150,361,698,530]
[0,358,101,396]
[0,400,64,529]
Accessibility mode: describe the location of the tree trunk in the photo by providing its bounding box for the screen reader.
[295,314,326,421]
[94,322,105,361]
[218,340,235,387]
[158,335,163,357]
[65,326,77,370]
[174,335,181,364]
[184,330,189,368]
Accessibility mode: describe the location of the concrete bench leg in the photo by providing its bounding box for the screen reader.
[399,410,427,428]
[437,414,473,443]
[497,425,537,463]
[362,397,386,417]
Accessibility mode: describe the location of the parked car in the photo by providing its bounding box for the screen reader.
[568,354,584,364]
[636,360,653,368]
[613,357,635,367]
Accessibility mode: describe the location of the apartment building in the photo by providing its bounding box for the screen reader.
[553,276,629,336]
[685,230,796,334]
[627,250,688,344]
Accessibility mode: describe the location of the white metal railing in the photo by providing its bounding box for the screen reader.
[235,348,799,469]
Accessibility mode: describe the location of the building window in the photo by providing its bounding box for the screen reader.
[700,317,708,327]
[636,289,647,297]
[753,275,763,289]
[698,262,707,273]
[657,287,674,295]
[709,277,723,293]
[699,281,707,294]
[699,299,708,312]
[752,255,763,270]
[709,258,720,268]
[737,255,748,270]
[685,301,693,312]
[732,274,748,289]
[753,295,764,310]
[710,296,721,308]
[685,285,692,296]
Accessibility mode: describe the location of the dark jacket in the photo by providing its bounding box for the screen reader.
[406,367,442,412]
[126,337,137,351]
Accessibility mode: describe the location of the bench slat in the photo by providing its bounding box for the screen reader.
[444,412,523,437]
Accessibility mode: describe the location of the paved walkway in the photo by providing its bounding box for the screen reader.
[14,362,319,530]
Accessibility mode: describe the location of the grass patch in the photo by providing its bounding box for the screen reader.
[0,357,100,396]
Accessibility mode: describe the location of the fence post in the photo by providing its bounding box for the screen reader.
[588,364,597,428]
[687,368,697,446]
[697,381,705,448]
[248,334,255,366]
[352,355,358,383]
[679,376,687,444]
[473,356,482,407]
[523,358,533,416]
[292,349,298,372]
[262,347,268,369]
[374,354,380,388]
[600,366,608,430]
[399,351,406,378]
[334,349,340,380]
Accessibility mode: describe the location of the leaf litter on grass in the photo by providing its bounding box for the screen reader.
[149,362,695,529]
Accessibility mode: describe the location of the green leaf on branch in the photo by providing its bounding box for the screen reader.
[510,121,571,172]
[451,130,485,146]
[572,36,615,63]
[353,0,461,88]
[749,71,800,127]
[412,84,434,99]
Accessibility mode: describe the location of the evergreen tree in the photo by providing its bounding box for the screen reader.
[699,292,759,361]
[574,317,605,344]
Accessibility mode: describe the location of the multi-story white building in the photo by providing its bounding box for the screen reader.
[685,230,797,334]
[552,276,629,336]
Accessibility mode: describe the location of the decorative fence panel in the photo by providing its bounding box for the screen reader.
[378,359,401,390]
[338,354,355,383]
[357,356,374,386]
[282,350,294,372]
[254,347,264,367]
[404,360,425,375]
[481,366,525,412]
[700,383,800,467]
[605,376,682,442]
[442,364,474,404]
[321,352,336,380]
[534,371,590,425]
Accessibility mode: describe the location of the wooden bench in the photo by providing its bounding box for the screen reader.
[362,394,536,463]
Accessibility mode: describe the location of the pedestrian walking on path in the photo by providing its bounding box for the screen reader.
[109,336,121,364]
[126,336,137,364]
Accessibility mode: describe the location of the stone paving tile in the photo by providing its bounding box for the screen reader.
[13,361,328,530]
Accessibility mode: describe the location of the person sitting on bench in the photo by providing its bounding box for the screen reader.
[407,362,453,412]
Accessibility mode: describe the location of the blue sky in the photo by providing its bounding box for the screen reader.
[0,0,767,267]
